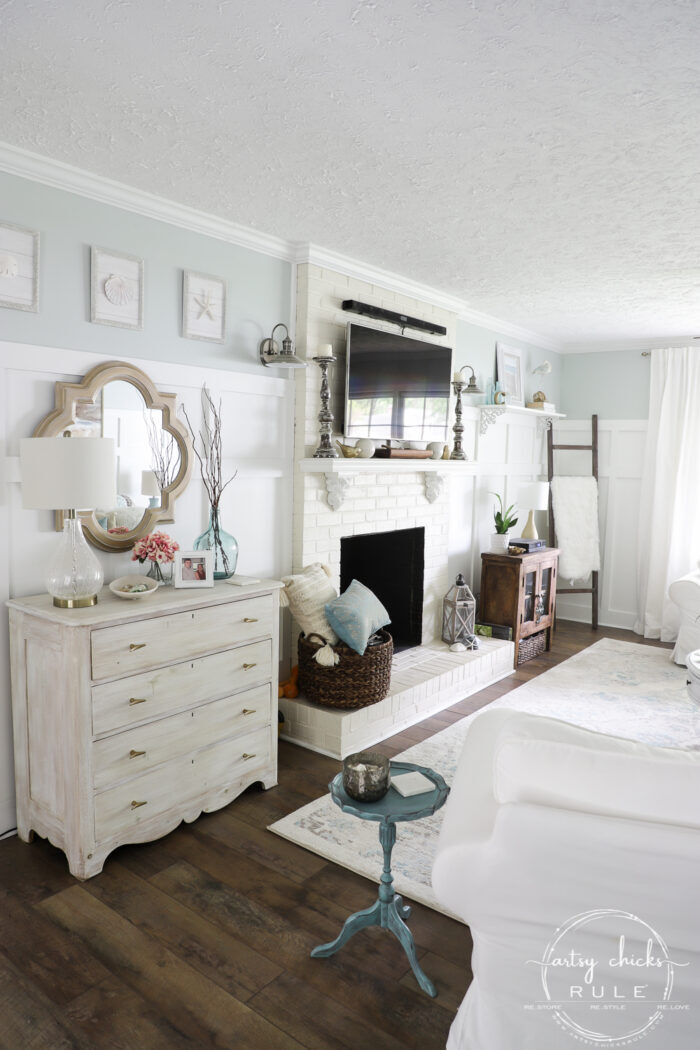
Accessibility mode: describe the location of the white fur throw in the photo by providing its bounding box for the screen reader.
[550,476,601,583]
[280,563,339,645]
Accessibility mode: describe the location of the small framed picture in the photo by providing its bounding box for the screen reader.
[0,221,40,312]
[496,343,524,407]
[182,270,225,343]
[91,246,143,330]
[174,550,214,588]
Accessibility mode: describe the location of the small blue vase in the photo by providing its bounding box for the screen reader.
[194,506,238,580]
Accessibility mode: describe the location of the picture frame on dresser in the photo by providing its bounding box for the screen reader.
[174,550,214,587]
[0,220,40,312]
[496,343,524,407]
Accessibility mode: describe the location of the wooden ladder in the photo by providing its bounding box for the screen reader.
[547,413,599,630]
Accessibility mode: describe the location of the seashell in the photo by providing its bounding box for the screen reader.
[0,253,18,278]
[533,390,547,402]
[104,274,134,306]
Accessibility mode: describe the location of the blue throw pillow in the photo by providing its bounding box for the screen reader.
[325,579,391,655]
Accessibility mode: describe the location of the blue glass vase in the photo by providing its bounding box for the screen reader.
[194,506,238,580]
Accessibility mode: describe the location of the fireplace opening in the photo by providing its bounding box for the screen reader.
[340,527,424,651]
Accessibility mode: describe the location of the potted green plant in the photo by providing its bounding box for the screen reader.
[490,493,518,552]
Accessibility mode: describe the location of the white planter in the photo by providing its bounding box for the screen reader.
[490,533,510,552]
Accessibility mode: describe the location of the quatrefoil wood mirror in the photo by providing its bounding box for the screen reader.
[33,361,193,552]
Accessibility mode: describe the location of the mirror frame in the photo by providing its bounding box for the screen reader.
[33,360,193,552]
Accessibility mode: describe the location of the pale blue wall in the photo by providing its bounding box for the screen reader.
[454,318,561,407]
[560,350,650,419]
[0,172,291,371]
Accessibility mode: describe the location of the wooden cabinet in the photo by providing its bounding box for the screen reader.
[7,580,281,879]
[479,548,559,667]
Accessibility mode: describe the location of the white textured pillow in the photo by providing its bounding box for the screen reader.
[493,713,700,829]
[281,563,338,644]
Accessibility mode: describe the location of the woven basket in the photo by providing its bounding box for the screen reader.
[297,630,393,709]
[517,629,547,665]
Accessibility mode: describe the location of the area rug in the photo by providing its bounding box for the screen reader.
[269,639,699,917]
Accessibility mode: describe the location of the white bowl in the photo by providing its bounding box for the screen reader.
[109,574,159,599]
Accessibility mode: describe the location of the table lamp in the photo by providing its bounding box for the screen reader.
[517,481,550,540]
[20,435,116,608]
[141,469,161,507]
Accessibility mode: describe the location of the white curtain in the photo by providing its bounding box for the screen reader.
[635,348,700,640]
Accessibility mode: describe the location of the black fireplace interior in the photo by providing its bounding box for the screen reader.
[340,527,425,651]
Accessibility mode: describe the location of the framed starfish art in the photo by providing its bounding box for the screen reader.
[182,270,226,343]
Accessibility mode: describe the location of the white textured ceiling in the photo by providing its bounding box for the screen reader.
[2,0,699,348]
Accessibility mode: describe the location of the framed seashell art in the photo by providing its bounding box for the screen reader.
[0,221,40,312]
[91,246,144,330]
[182,270,226,343]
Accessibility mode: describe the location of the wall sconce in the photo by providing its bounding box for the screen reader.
[259,323,307,369]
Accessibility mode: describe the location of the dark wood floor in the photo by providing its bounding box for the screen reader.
[0,622,667,1050]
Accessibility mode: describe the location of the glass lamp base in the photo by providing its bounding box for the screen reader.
[47,516,103,608]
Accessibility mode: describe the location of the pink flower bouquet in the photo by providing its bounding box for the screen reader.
[132,532,179,583]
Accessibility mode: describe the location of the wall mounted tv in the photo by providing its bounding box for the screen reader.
[344,322,452,442]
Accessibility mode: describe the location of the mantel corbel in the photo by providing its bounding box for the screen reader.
[424,473,444,503]
[324,472,350,511]
[479,405,507,435]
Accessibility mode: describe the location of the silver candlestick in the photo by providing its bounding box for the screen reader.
[450,378,467,460]
[312,356,339,458]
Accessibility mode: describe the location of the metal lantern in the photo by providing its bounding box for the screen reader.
[442,573,478,648]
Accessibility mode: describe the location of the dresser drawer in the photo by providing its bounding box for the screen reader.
[91,594,273,680]
[94,725,271,841]
[92,684,272,791]
[91,639,272,736]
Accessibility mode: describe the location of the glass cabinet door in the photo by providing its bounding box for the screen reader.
[523,570,537,623]
[540,567,553,619]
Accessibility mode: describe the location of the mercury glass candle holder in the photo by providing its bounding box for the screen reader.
[342,751,391,802]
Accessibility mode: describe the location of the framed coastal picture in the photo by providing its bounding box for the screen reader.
[0,221,40,312]
[91,246,143,329]
[182,270,226,343]
[496,343,524,407]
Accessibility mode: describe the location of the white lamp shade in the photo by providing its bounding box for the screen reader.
[141,469,160,497]
[20,437,116,510]
[518,481,550,510]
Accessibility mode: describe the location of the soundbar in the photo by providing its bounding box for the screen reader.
[342,299,447,337]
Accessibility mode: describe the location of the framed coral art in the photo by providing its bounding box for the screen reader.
[0,221,40,312]
[182,270,226,343]
[496,343,524,407]
[91,246,143,330]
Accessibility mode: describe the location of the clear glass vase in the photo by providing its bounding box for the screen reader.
[194,505,238,580]
[145,560,173,586]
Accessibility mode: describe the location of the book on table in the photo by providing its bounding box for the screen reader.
[391,771,434,797]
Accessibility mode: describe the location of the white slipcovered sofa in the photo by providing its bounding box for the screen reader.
[432,709,700,1050]
[669,569,700,665]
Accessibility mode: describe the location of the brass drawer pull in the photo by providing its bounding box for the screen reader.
[242,662,257,670]
[129,643,147,651]
[130,800,147,809]
[242,753,256,761]
[243,617,258,623]
[129,749,146,759]
[129,697,148,706]
[242,708,256,715]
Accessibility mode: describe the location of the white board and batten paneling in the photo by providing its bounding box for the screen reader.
[0,340,296,836]
[446,412,646,633]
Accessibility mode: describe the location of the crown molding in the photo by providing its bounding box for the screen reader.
[295,242,562,352]
[0,141,293,262]
[0,140,561,352]
[559,336,697,354]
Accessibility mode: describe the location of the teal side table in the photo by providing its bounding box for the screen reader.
[310,760,449,997]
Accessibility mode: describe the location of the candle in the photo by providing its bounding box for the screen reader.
[453,371,463,383]
[317,344,334,358]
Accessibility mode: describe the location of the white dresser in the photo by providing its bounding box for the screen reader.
[7,580,281,879]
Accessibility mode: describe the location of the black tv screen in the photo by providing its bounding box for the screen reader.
[344,323,452,442]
